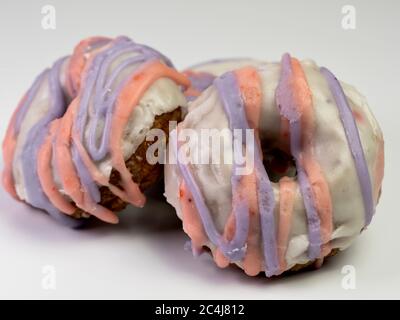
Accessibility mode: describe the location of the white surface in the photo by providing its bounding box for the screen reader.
[0,0,399,299]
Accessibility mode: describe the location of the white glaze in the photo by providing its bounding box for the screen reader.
[165,59,383,271]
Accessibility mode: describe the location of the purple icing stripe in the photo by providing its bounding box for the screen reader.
[20,57,83,228]
[177,70,280,274]
[276,53,322,259]
[71,144,101,204]
[74,37,132,144]
[175,136,249,261]
[187,72,216,92]
[215,72,279,276]
[13,70,48,136]
[320,67,374,226]
[175,74,260,261]
[88,54,150,160]
[185,72,216,101]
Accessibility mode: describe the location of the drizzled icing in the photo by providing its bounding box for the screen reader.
[276,54,333,260]
[3,70,47,200]
[233,68,280,276]
[173,54,380,276]
[320,67,374,226]
[176,69,279,276]
[3,58,82,227]
[2,36,189,226]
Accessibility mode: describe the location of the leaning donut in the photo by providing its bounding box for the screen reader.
[164,53,384,276]
[2,36,189,226]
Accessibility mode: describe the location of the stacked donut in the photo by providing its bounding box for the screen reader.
[2,37,384,277]
[2,36,189,227]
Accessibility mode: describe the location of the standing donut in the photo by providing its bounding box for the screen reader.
[164,53,384,276]
[2,36,189,227]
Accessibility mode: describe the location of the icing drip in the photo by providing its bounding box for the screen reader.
[321,67,374,226]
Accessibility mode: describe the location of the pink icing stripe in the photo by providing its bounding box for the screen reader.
[37,119,76,214]
[71,133,131,203]
[54,99,119,223]
[239,172,262,276]
[235,67,263,276]
[66,36,111,97]
[290,57,333,257]
[108,60,190,208]
[213,170,260,271]
[277,177,296,273]
[276,54,334,260]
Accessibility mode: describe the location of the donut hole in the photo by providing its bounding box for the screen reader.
[261,143,297,183]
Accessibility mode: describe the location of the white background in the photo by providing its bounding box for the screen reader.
[0,0,398,299]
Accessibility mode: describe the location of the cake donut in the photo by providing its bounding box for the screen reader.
[2,36,189,227]
[183,58,266,101]
[165,53,384,276]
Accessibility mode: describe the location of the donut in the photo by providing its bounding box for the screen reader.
[164,53,384,276]
[2,36,189,227]
[183,58,266,101]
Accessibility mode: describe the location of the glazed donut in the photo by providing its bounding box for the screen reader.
[2,36,189,227]
[165,53,384,276]
[183,58,266,101]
